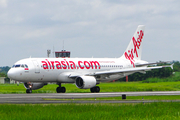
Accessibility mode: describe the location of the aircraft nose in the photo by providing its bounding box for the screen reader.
[7,69,16,79]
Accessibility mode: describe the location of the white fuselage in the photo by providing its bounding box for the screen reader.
[7,57,147,83]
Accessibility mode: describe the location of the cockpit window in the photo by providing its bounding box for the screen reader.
[15,64,21,68]
[21,64,25,68]
[25,64,28,68]
[12,64,28,68]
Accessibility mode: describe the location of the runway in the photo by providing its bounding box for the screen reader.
[1,91,180,104]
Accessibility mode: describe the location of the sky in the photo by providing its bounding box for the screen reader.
[0,0,180,66]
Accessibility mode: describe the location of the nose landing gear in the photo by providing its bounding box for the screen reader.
[26,88,32,93]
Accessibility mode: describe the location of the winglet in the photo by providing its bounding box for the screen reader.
[170,64,174,69]
[162,63,174,69]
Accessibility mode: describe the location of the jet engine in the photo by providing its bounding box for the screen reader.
[24,82,47,90]
[75,76,96,89]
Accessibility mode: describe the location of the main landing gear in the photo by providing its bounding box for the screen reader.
[56,83,66,93]
[90,86,100,93]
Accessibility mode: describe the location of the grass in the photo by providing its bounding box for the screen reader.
[1,81,180,93]
[0,103,180,120]
[1,74,180,119]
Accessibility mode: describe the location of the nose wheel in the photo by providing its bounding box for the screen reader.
[26,88,32,93]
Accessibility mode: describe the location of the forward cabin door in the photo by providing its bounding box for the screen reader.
[32,60,40,73]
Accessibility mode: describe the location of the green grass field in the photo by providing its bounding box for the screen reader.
[1,78,180,119]
[0,103,180,120]
[1,81,180,94]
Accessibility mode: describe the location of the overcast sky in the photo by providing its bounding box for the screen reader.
[0,0,180,66]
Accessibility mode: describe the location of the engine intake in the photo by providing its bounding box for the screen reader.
[75,76,96,89]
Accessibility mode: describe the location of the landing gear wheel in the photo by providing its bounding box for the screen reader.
[90,86,100,93]
[56,87,61,93]
[61,87,66,93]
[56,87,66,93]
[26,88,32,93]
[95,86,100,93]
[90,87,95,93]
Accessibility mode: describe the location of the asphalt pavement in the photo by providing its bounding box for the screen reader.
[1,91,180,104]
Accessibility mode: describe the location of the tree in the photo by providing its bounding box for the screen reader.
[0,66,10,74]
[0,72,6,77]
[173,61,180,72]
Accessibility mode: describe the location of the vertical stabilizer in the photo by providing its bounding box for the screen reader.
[121,25,145,66]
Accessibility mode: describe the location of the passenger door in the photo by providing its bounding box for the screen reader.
[32,60,40,73]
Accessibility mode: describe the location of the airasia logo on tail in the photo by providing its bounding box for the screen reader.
[124,30,144,67]
[41,59,101,70]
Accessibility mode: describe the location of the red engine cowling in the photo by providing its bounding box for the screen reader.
[75,76,96,89]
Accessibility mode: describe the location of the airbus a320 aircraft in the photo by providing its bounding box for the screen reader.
[7,25,173,93]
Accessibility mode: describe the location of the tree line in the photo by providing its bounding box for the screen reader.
[0,66,10,77]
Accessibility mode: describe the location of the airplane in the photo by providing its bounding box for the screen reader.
[7,25,173,93]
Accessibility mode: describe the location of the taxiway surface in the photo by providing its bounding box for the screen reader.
[0,91,180,104]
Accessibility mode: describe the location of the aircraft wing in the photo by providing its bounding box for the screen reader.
[135,61,171,67]
[91,65,173,76]
[69,64,173,78]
